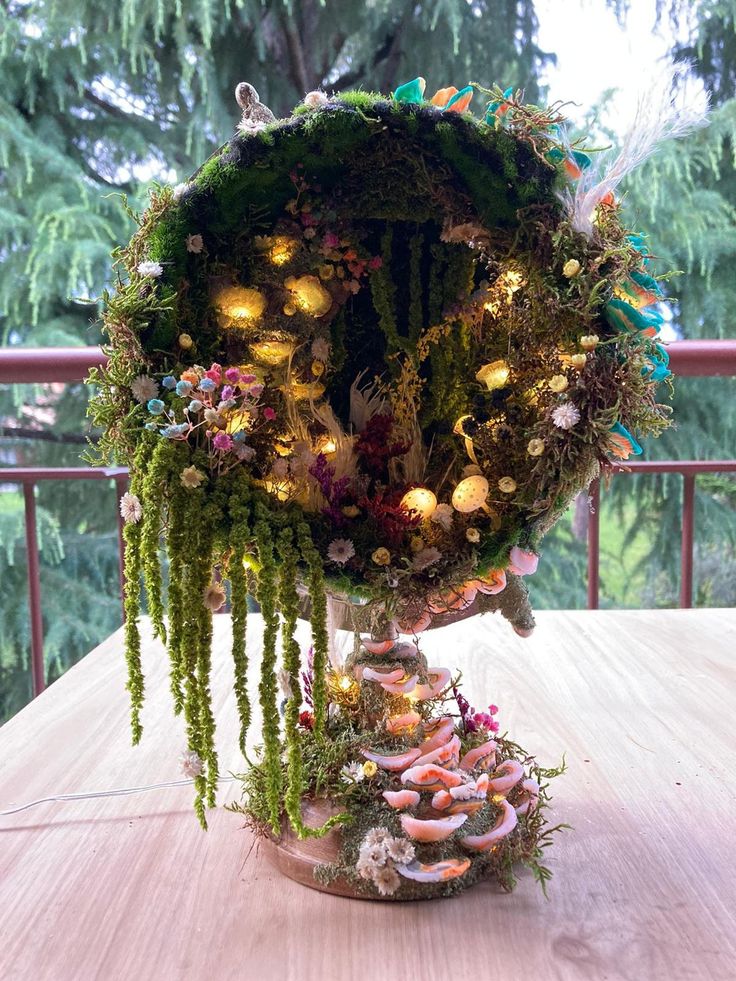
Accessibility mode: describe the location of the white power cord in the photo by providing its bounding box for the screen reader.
[0,776,238,817]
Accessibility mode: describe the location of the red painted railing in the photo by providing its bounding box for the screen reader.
[1,342,735,695]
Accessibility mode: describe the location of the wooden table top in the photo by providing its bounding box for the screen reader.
[1,609,735,981]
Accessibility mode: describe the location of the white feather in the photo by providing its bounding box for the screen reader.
[563,63,709,237]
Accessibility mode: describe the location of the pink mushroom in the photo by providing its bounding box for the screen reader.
[472,569,507,595]
[386,711,422,734]
[507,547,539,576]
[488,759,524,794]
[459,739,497,772]
[361,666,405,684]
[401,763,464,792]
[380,673,419,694]
[361,747,421,772]
[361,638,396,655]
[382,789,421,810]
[414,734,460,768]
[514,778,540,816]
[413,667,452,701]
[461,798,518,852]
[419,717,455,754]
[400,812,468,842]
[397,857,471,883]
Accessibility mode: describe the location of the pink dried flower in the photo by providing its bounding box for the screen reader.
[213,432,233,451]
[368,256,383,270]
[263,406,276,421]
[225,368,241,384]
[323,231,340,248]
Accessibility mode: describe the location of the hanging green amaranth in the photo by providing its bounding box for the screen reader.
[228,477,252,755]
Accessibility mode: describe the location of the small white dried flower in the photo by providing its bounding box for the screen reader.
[119,492,142,524]
[430,502,453,531]
[466,527,480,543]
[311,337,330,361]
[386,837,415,865]
[551,402,581,430]
[373,864,401,896]
[363,826,392,848]
[327,538,355,565]
[130,374,159,404]
[304,90,329,108]
[137,260,163,278]
[234,443,256,462]
[340,761,365,784]
[185,233,204,253]
[172,182,189,202]
[180,749,203,778]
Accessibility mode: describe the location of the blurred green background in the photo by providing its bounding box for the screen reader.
[1,0,734,722]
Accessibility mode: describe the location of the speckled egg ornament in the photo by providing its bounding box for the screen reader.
[91,76,687,900]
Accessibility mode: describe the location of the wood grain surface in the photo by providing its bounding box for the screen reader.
[1,609,735,981]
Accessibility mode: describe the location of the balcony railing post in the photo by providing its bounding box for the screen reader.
[22,483,46,697]
[113,473,129,615]
[680,474,696,609]
[587,479,601,610]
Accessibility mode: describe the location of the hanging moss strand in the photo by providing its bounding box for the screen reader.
[228,479,252,756]
[178,489,208,827]
[165,479,188,714]
[254,514,283,832]
[122,516,144,744]
[139,439,174,644]
[296,521,328,740]
[195,503,219,808]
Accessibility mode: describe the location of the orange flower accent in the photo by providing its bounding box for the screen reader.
[431,86,458,107]
[180,369,199,385]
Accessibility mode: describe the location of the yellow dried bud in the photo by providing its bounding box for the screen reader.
[311,360,325,377]
[372,547,391,566]
[178,333,193,350]
[580,334,599,351]
[548,374,568,393]
[563,258,581,278]
[283,302,297,316]
[498,476,517,494]
[527,438,545,457]
[570,352,588,370]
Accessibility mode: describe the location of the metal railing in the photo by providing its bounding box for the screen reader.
[1,342,735,696]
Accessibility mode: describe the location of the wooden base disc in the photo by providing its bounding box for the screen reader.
[260,798,443,902]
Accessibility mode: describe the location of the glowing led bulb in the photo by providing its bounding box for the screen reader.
[212,285,266,328]
[475,359,510,391]
[400,487,438,520]
[451,475,490,513]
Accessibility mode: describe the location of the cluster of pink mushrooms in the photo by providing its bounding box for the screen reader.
[354,638,540,887]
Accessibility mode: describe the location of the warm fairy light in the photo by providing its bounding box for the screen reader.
[242,553,261,573]
[475,359,510,391]
[451,475,490,513]
[262,478,293,502]
[225,409,254,434]
[316,435,337,455]
[268,235,298,265]
[284,274,332,316]
[500,268,525,298]
[339,675,353,691]
[249,338,295,365]
[281,380,326,401]
[400,487,438,520]
[212,285,266,327]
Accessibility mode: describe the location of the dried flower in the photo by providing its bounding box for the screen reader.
[185,233,204,253]
[213,432,234,451]
[172,182,189,202]
[327,538,355,565]
[580,334,599,351]
[130,375,159,404]
[364,827,392,848]
[362,760,378,778]
[411,547,441,571]
[527,438,545,457]
[311,337,330,361]
[552,402,581,430]
[178,333,193,350]
[498,476,517,494]
[466,527,480,543]
[386,838,415,865]
[373,865,401,896]
[410,536,426,553]
[179,749,203,778]
[548,374,568,393]
[203,581,227,611]
[431,503,453,531]
[137,260,163,278]
[340,761,365,783]
[119,492,142,524]
[562,258,581,278]
[372,547,391,566]
[304,90,329,108]
[342,504,360,518]
[570,352,587,369]
[180,466,205,489]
